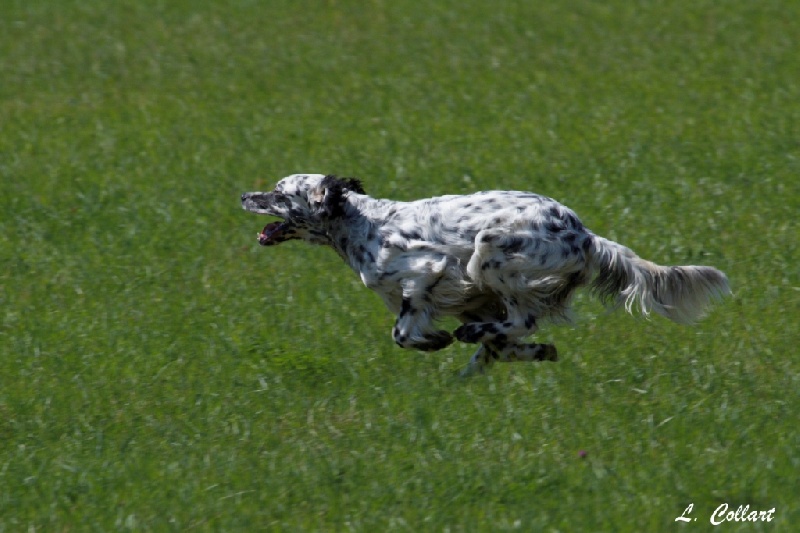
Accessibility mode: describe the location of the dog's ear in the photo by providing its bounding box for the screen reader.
[343,177,366,195]
[311,175,365,218]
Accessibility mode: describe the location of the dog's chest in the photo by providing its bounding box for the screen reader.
[356,245,410,294]
[357,258,404,313]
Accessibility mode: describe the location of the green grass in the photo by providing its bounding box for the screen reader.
[1,0,798,530]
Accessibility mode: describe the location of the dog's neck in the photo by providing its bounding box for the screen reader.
[322,193,390,273]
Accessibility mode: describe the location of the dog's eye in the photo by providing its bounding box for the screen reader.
[272,192,293,206]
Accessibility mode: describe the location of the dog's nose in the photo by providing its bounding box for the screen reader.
[241,193,248,202]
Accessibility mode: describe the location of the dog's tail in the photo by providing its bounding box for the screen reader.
[587,235,730,324]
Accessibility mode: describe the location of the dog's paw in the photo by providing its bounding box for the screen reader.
[413,330,454,352]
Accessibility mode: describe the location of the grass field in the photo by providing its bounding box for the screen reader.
[1,0,798,530]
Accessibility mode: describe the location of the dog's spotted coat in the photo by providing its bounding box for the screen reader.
[242,174,730,375]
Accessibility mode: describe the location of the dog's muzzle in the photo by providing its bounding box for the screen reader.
[242,192,288,246]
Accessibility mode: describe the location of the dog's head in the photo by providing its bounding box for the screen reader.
[241,174,365,246]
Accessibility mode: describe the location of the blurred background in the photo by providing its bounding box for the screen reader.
[1,0,797,530]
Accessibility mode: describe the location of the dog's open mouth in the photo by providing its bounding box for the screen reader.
[258,221,287,246]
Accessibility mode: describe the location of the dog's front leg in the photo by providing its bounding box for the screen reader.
[391,280,453,352]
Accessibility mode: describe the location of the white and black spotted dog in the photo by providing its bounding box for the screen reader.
[242,174,730,375]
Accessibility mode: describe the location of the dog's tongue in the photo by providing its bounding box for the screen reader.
[258,222,285,245]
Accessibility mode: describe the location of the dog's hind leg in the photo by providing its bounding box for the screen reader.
[460,340,557,377]
[457,228,587,344]
[453,302,538,344]
[490,340,558,363]
[457,230,542,344]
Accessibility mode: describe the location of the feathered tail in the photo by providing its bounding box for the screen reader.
[588,235,730,324]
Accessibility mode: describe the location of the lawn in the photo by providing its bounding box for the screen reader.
[1,0,798,530]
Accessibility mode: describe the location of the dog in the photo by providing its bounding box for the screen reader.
[242,174,730,375]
